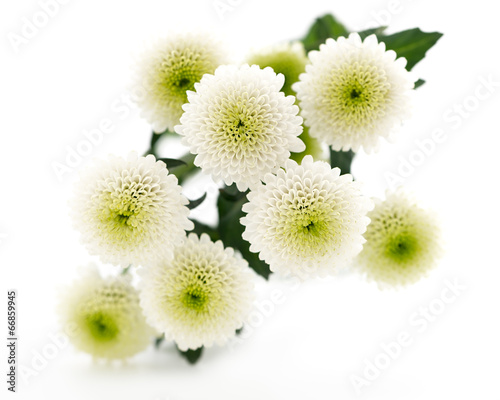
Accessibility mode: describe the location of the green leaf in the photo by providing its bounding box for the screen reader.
[236,239,271,279]
[154,334,165,349]
[219,184,248,202]
[190,219,220,242]
[217,186,271,279]
[414,78,425,89]
[329,149,355,175]
[120,264,132,275]
[166,153,198,185]
[301,14,349,52]
[301,15,442,87]
[379,28,443,70]
[157,158,188,169]
[187,193,207,210]
[357,26,387,40]
[177,345,203,364]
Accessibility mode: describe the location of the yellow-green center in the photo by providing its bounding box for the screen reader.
[181,284,210,312]
[325,61,390,129]
[85,311,119,342]
[384,231,420,264]
[96,179,157,248]
[280,195,342,258]
[211,93,275,157]
[154,47,218,103]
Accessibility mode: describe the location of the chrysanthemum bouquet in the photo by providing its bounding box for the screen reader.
[61,14,443,364]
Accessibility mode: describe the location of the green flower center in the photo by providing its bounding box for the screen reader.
[211,92,275,157]
[279,194,342,258]
[176,77,191,89]
[325,61,390,128]
[95,177,159,247]
[384,232,420,263]
[167,258,231,327]
[359,199,441,286]
[295,205,328,237]
[228,118,251,142]
[109,190,144,227]
[181,284,209,312]
[154,48,218,103]
[85,312,119,342]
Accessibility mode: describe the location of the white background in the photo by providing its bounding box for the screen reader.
[1,0,499,399]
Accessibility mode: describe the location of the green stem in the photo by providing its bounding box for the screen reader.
[143,131,164,158]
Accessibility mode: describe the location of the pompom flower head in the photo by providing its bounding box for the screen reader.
[247,42,308,97]
[59,266,154,360]
[139,233,255,351]
[132,32,228,133]
[293,33,415,152]
[355,189,442,288]
[241,155,373,279]
[175,64,305,191]
[70,152,193,267]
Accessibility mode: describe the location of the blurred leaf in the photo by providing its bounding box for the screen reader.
[190,219,220,242]
[301,14,349,52]
[357,26,387,40]
[177,345,203,364]
[329,149,355,175]
[219,184,248,202]
[154,334,165,349]
[167,153,198,186]
[217,186,271,279]
[414,78,425,89]
[378,28,443,70]
[157,158,188,169]
[155,128,177,136]
[120,264,132,275]
[187,193,207,210]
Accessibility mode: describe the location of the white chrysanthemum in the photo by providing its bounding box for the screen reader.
[293,33,415,152]
[355,189,443,288]
[241,155,373,279]
[71,152,193,267]
[175,64,305,191]
[58,266,154,360]
[132,32,229,133]
[139,233,255,351]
